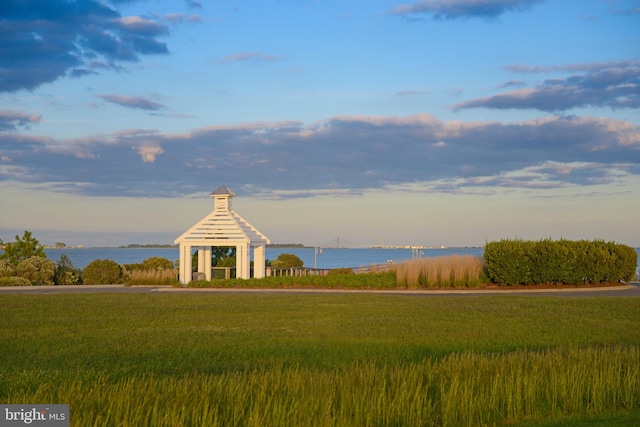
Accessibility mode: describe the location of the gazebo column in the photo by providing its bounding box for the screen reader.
[236,243,250,279]
[197,247,212,280]
[179,243,192,285]
[254,244,266,278]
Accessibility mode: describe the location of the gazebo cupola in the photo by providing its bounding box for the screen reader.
[174,185,270,285]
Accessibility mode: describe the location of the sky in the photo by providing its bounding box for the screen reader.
[1,0,639,248]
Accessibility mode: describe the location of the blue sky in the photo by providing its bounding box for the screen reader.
[1,0,639,247]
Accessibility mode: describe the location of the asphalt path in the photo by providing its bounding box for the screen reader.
[1,282,639,297]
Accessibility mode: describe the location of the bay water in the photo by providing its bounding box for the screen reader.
[43,247,485,270]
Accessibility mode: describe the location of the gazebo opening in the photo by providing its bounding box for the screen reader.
[174,185,270,285]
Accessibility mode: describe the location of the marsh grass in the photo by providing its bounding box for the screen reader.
[395,255,486,288]
[1,294,639,426]
[5,348,639,426]
[126,268,179,286]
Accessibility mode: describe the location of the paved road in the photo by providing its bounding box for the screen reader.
[1,282,639,297]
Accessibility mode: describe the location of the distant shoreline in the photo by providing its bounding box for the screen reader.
[40,244,486,250]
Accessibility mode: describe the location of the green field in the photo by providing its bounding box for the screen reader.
[1,293,639,426]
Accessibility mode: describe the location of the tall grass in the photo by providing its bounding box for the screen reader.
[126,268,179,286]
[5,346,639,426]
[2,294,639,426]
[395,255,486,288]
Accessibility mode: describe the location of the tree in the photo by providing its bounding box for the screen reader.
[0,231,45,264]
[217,256,236,267]
[191,247,236,269]
[271,253,304,269]
[212,247,235,267]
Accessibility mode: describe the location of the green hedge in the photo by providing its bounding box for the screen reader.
[484,239,637,286]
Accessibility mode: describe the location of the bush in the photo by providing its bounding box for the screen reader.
[15,256,57,286]
[484,239,637,285]
[0,259,16,277]
[271,253,304,269]
[55,270,82,286]
[83,259,125,285]
[0,276,32,287]
[125,257,174,271]
[54,254,82,285]
[484,239,531,285]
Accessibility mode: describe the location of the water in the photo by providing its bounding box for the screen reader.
[2,246,635,276]
[41,247,485,269]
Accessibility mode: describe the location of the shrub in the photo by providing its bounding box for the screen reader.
[16,256,57,286]
[142,257,174,270]
[83,259,125,285]
[271,253,304,269]
[484,239,532,285]
[0,259,16,277]
[54,254,82,286]
[484,239,637,285]
[0,276,32,287]
[125,257,174,271]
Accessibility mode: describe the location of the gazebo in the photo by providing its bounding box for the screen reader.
[174,185,270,285]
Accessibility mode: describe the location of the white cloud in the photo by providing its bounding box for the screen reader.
[135,144,164,163]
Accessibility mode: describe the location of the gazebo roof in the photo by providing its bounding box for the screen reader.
[174,186,269,246]
[210,184,236,196]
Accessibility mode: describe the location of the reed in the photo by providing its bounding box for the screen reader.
[395,255,486,288]
[6,347,638,426]
[126,268,179,286]
[2,294,639,426]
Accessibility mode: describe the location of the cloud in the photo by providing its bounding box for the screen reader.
[0,110,41,131]
[504,59,640,74]
[96,94,167,111]
[163,13,202,23]
[453,60,640,111]
[185,0,202,8]
[498,80,526,88]
[213,52,284,64]
[0,0,171,93]
[386,0,543,19]
[1,113,638,198]
[134,144,164,163]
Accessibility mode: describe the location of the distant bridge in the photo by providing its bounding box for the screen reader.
[316,236,439,250]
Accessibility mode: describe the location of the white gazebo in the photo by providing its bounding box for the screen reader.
[174,185,270,285]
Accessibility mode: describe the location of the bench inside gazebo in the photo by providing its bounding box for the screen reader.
[174,185,270,285]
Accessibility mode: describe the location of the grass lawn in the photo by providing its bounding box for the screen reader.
[1,293,639,426]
